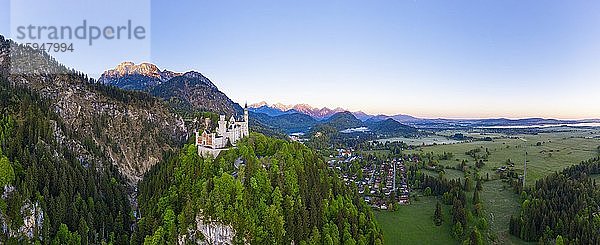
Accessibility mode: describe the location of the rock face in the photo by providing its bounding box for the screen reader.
[178,214,236,245]
[0,187,44,241]
[0,36,187,184]
[195,216,236,245]
[14,201,44,239]
[99,62,182,90]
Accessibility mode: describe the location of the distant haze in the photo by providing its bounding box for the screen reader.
[1,0,598,119]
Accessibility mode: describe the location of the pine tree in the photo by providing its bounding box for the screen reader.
[434,202,443,226]
[473,190,481,205]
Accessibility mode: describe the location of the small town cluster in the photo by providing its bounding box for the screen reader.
[328,148,411,210]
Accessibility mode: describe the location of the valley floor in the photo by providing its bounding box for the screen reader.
[374,196,456,245]
[370,128,600,244]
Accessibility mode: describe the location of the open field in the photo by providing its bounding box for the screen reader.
[406,130,600,185]
[374,196,457,245]
[481,180,532,245]
[398,129,600,244]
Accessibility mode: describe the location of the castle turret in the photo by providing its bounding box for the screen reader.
[242,103,249,137]
[244,102,249,123]
[218,115,226,136]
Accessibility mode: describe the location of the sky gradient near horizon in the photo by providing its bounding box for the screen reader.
[1,0,599,119]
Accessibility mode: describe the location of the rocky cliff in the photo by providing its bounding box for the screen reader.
[0,36,187,184]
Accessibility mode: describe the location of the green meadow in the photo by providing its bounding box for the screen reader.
[406,131,600,184]
[374,196,457,245]
[377,129,600,244]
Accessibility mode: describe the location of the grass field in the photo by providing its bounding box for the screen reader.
[406,131,600,185]
[399,130,599,244]
[374,130,599,244]
[374,196,457,245]
[480,180,533,245]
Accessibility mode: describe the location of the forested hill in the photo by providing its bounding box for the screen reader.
[135,133,384,244]
[510,157,600,244]
[0,35,184,243]
[0,77,133,243]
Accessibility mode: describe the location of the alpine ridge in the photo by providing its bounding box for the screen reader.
[99,62,243,116]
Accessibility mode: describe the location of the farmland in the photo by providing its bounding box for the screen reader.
[374,128,600,244]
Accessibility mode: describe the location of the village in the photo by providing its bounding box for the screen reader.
[328,149,411,210]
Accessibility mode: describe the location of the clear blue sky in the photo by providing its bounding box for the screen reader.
[1,0,599,119]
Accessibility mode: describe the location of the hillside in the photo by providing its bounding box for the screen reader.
[0,35,384,244]
[1,36,187,184]
[0,54,137,242]
[368,118,419,137]
[149,71,243,116]
[134,133,384,244]
[319,111,365,131]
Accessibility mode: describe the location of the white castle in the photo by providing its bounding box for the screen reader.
[195,105,249,153]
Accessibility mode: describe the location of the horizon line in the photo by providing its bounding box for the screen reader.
[246,101,599,121]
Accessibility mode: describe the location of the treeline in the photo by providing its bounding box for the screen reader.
[134,133,384,244]
[509,157,600,244]
[0,78,133,244]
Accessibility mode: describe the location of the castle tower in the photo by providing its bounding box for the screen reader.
[243,103,249,137]
[218,115,226,136]
[244,102,249,123]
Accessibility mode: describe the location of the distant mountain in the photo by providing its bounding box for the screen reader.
[249,105,296,117]
[249,101,346,119]
[363,114,420,124]
[352,111,372,121]
[250,112,317,133]
[319,111,365,131]
[367,118,419,137]
[98,62,182,90]
[248,102,431,124]
[246,115,288,139]
[364,115,389,124]
[390,114,420,122]
[100,62,242,116]
[469,118,577,127]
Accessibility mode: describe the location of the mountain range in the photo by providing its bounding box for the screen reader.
[97,65,600,136]
[249,102,600,131]
[249,101,347,119]
[249,101,420,123]
[100,62,243,116]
